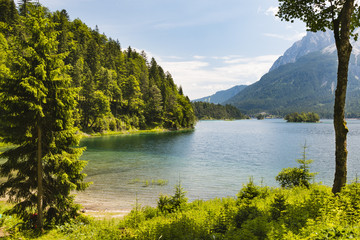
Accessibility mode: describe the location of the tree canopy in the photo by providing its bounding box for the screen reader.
[192,101,249,120]
[284,112,320,123]
[1,0,196,134]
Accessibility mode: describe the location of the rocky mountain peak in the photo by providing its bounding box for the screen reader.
[269,30,334,72]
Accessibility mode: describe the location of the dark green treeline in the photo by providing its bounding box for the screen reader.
[192,101,249,120]
[0,0,196,133]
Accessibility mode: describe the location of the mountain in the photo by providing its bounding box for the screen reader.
[192,85,247,104]
[269,31,334,72]
[225,31,360,117]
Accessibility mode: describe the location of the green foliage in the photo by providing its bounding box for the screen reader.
[192,101,248,120]
[285,112,320,123]
[0,5,89,228]
[237,178,263,202]
[270,193,287,220]
[276,144,317,188]
[256,114,265,120]
[277,0,359,195]
[0,0,18,24]
[277,0,360,33]
[3,183,360,239]
[0,1,195,134]
[157,182,188,214]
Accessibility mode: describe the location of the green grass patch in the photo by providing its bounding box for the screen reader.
[2,181,360,239]
[129,178,169,187]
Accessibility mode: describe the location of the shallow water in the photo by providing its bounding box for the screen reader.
[74,119,360,210]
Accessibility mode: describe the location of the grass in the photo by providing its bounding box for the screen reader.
[2,181,360,239]
[129,178,168,187]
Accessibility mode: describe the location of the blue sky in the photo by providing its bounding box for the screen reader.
[40,0,306,99]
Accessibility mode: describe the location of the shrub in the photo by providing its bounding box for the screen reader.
[237,177,261,203]
[234,204,263,228]
[157,182,188,213]
[276,143,317,188]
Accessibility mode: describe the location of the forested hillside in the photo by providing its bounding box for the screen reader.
[192,102,248,120]
[0,0,195,133]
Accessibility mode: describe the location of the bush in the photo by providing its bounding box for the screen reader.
[276,144,317,188]
[276,167,305,188]
[157,182,188,213]
[237,178,262,203]
[234,204,263,229]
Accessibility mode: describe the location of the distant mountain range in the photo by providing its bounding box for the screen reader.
[220,30,360,117]
[192,85,247,104]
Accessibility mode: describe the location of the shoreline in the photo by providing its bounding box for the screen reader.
[79,127,195,139]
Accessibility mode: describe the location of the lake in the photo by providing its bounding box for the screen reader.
[76,119,360,211]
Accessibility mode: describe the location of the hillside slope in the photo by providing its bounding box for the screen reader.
[192,85,247,104]
[226,31,360,117]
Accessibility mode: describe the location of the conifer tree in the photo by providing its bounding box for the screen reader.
[0,5,89,229]
[18,0,33,17]
[146,84,163,126]
[0,0,18,24]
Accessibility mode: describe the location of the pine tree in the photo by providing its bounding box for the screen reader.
[146,85,163,126]
[18,0,33,17]
[0,0,19,24]
[0,5,89,229]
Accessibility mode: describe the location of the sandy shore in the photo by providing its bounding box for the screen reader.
[76,200,134,219]
[83,209,131,219]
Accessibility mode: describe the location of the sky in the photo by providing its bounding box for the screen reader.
[39,0,307,100]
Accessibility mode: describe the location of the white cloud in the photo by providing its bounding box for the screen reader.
[193,55,206,60]
[38,0,92,9]
[264,32,306,42]
[265,6,278,16]
[158,55,280,100]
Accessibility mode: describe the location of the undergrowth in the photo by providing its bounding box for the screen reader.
[2,180,360,239]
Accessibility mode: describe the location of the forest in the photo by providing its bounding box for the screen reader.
[0,0,196,232]
[0,0,196,134]
[192,101,249,120]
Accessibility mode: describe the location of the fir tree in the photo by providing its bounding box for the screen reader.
[0,5,89,229]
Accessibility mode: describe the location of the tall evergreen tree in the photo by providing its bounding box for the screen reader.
[18,0,33,17]
[146,85,163,126]
[0,0,18,24]
[0,5,89,229]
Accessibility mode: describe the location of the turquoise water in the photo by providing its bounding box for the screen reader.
[76,119,360,210]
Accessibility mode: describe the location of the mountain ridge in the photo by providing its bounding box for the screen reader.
[192,85,247,104]
[225,30,360,117]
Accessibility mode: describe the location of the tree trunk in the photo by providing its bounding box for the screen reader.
[332,0,354,194]
[37,125,44,229]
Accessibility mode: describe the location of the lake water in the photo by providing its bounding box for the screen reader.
[76,119,360,211]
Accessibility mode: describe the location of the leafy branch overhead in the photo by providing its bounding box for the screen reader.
[278,0,360,36]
